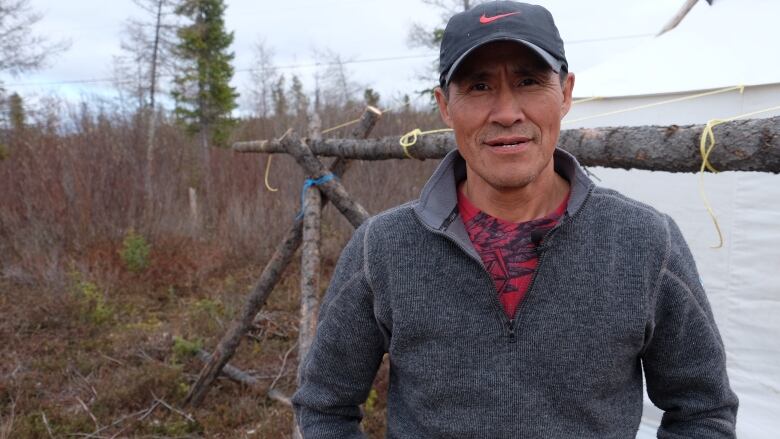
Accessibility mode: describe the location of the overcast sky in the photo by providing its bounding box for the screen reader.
[1,0,684,110]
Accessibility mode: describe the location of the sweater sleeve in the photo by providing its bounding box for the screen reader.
[642,215,738,438]
[292,220,388,438]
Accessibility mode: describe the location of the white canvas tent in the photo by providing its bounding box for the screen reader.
[564,0,780,437]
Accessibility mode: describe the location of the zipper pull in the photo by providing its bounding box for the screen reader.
[438,207,459,231]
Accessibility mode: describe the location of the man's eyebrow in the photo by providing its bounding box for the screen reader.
[460,65,549,81]
[460,69,492,82]
[511,65,548,76]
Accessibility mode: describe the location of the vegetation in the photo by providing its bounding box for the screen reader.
[407,0,488,99]
[115,0,178,110]
[0,0,70,76]
[0,1,450,435]
[172,0,239,148]
[0,89,443,436]
[121,229,152,273]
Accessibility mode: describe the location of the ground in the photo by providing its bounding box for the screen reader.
[0,259,389,438]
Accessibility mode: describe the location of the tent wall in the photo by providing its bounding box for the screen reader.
[564,90,780,438]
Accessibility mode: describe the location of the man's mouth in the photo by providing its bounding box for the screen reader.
[484,136,531,148]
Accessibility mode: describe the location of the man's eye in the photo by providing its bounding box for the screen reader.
[470,83,490,91]
[518,78,539,86]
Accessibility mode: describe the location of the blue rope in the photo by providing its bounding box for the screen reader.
[296,173,336,219]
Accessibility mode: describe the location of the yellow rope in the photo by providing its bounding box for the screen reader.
[698,117,726,248]
[399,128,453,159]
[319,106,394,135]
[263,128,292,192]
[563,85,744,125]
[264,156,278,192]
[698,104,780,248]
[321,118,362,135]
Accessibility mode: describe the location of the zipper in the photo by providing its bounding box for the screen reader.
[438,207,459,231]
[507,321,516,343]
[415,183,595,344]
[419,209,513,337]
[508,227,555,326]
[509,185,596,335]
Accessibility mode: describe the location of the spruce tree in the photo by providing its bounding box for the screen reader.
[290,75,309,122]
[172,0,238,148]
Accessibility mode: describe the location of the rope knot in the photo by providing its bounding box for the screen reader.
[297,173,336,219]
[399,128,453,160]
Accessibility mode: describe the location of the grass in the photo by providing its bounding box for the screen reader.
[0,256,392,438]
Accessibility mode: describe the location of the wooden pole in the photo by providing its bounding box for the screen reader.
[184,107,382,408]
[233,116,780,173]
[657,0,700,36]
[281,133,371,228]
[298,117,323,381]
[195,350,261,388]
[290,116,325,439]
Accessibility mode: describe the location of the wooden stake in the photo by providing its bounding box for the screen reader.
[292,115,325,439]
[299,120,323,372]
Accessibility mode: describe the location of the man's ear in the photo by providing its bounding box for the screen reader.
[434,86,453,128]
[560,73,575,119]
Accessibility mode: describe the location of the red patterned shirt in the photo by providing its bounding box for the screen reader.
[457,187,569,320]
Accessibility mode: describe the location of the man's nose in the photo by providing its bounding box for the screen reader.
[489,85,525,127]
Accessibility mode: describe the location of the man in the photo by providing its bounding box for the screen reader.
[292,2,738,438]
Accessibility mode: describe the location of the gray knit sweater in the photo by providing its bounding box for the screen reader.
[292,149,738,438]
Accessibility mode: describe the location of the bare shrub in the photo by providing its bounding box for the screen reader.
[0,96,446,288]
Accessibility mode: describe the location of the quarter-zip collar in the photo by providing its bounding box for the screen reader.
[413,147,595,249]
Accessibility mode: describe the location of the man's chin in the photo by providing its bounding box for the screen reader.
[483,174,538,192]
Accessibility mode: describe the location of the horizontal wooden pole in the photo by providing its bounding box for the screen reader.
[233,116,780,173]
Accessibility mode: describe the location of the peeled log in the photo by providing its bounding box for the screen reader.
[234,116,780,173]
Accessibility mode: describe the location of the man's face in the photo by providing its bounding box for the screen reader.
[435,41,574,192]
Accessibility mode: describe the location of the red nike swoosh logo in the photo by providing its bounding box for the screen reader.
[479,12,521,24]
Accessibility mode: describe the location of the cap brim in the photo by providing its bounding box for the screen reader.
[443,36,563,86]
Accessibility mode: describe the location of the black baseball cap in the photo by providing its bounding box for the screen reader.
[439,1,568,87]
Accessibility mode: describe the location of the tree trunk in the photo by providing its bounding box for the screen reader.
[144,107,157,213]
[233,116,780,173]
[143,0,162,208]
[149,0,163,110]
